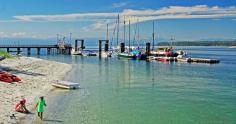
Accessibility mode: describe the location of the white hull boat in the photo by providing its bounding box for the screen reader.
[71,48,83,55]
[52,80,80,89]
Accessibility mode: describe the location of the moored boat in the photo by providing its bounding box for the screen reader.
[71,48,83,55]
[117,52,135,59]
[156,56,177,62]
[100,52,112,58]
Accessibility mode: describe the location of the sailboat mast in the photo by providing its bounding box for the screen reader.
[117,14,120,46]
[106,24,109,40]
[124,16,126,44]
[129,20,131,52]
[152,20,155,51]
[171,35,174,47]
[69,33,72,44]
[137,19,140,47]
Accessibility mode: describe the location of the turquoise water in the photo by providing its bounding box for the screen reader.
[28,47,236,124]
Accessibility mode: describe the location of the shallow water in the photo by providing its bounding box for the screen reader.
[26,47,236,124]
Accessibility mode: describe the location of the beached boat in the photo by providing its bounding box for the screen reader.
[52,80,80,89]
[0,56,6,61]
[0,71,21,83]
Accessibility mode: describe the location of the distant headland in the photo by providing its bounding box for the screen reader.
[157,41,236,46]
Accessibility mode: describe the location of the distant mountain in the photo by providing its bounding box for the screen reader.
[199,38,236,41]
[1,37,236,47]
[158,41,236,46]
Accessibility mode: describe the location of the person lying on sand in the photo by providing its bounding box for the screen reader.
[15,98,29,113]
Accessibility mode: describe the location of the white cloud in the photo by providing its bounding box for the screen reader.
[11,5,236,23]
[12,32,27,37]
[0,32,8,37]
[13,13,118,22]
[112,2,128,8]
[2,5,236,32]
[0,32,39,38]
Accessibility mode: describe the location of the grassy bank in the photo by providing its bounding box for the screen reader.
[0,49,13,58]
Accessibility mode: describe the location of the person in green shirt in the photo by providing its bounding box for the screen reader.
[36,96,47,120]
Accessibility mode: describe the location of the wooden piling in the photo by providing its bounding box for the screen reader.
[27,48,31,55]
[37,48,41,55]
[120,42,125,53]
[17,48,20,55]
[81,40,85,50]
[47,48,51,54]
[146,42,151,55]
[75,39,78,51]
[99,40,102,57]
[104,40,109,52]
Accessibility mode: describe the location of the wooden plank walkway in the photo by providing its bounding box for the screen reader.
[0,44,72,55]
[0,45,59,48]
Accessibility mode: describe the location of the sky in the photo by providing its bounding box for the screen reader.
[0,0,236,42]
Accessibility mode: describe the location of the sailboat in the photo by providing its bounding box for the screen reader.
[100,23,112,58]
[117,20,136,59]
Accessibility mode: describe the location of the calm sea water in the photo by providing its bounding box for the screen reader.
[25,46,236,124]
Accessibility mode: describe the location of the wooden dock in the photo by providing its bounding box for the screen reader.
[177,57,220,64]
[0,44,72,55]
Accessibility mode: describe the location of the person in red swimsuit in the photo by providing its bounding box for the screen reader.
[15,98,29,113]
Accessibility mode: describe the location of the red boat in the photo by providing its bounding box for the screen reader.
[155,56,177,62]
[0,71,21,83]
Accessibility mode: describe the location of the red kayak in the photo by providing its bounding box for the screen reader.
[0,71,21,83]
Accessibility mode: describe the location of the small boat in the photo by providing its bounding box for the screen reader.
[100,52,112,58]
[150,47,178,57]
[71,48,83,55]
[155,56,177,62]
[0,71,21,83]
[117,52,135,59]
[52,80,80,89]
[83,50,97,56]
[0,56,6,61]
[177,58,191,63]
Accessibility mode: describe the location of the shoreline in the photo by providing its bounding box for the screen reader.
[0,56,72,123]
[229,46,236,48]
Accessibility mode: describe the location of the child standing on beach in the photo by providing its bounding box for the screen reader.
[36,96,46,120]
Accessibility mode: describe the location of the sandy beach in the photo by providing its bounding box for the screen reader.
[0,57,72,123]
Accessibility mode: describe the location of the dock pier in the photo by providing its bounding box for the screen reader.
[0,44,72,55]
[177,57,220,64]
[98,40,109,57]
[190,58,220,64]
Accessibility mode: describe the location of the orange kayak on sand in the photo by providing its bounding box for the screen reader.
[0,71,21,83]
